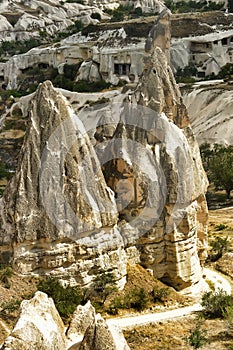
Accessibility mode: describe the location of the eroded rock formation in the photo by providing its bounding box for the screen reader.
[0,293,130,350]
[0,11,208,291]
[0,292,67,350]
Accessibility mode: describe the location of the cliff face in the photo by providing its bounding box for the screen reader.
[0,11,208,291]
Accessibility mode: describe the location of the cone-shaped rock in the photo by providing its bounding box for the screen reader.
[0,81,118,266]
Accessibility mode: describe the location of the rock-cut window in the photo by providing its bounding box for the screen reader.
[114,63,131,76]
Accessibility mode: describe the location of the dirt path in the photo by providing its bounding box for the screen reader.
[107,268,232,329]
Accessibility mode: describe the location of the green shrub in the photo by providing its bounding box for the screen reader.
[108,297,124,315]
[0,39,42,58]
[209,236,229,261]
[0,299,21,315]
[38,278,84,319]
[91,270,117,304]
[0,265,13,288]
[108,288,148,314]
[215,224,228,231]
[201,289,233,319]
[124,288,148,311]
[0,162,12,181]
[152,286,170,302]
[184,322,207,349]
[91,12,101,21]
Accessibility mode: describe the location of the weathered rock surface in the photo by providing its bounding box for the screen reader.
[0,0,103,42]
[0,10,208,292]
[0,80,125,286]
[183,83,233,145]
[0,291,67,350]
[79,313,130,350]
[1,294,130,350]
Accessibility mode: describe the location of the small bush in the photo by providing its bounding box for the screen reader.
[107,288,148,314]
[152,286,170,302]
[201,289,233,319]
[0,299,21,315]
[108,297,124,315]
[0,265,13,288]
[124,288,148,311]
[184,322,207,349]
[91,12,101,21]
[38,278,84,319]
[209,236,229,261]
[215,224,228,231]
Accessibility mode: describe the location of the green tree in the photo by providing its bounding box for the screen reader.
[208,145,233,199]
[92,270,117,304]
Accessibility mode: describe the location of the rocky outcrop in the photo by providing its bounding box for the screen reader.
[1,293,130,350]
[0,292,67,350]
[183,83,233,145]
[0,0,104,42]
[0,11,208,291]
[79,314,130,350]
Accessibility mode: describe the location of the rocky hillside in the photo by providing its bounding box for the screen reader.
[0,0,165,42]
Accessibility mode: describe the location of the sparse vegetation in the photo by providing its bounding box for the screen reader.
[38,278,84,319]
[184,321,207,349]
[200,144,233,200]
[0,162,12,181]
[0,39,42,59]
[209,236,230,261]
[108,5,146,23]
[53,77,111,92]
[175,64,197,83]
[201,289,233,319]
[152,286,170,303]
[108,287,148,314]
[0,265,13,289]
[0,299,21,318]
[165,0,224,13]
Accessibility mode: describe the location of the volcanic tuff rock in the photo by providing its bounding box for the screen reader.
[1,293,130,350]
[0,10,208,291]
[0,0,105,42]
[0,292,67,350]
[183,83,233,145]
[0,0,164,43]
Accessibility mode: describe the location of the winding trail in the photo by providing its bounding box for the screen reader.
[107,268,232,329]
